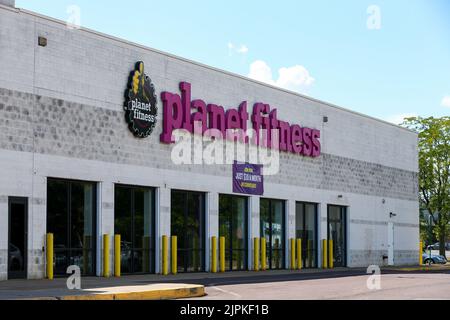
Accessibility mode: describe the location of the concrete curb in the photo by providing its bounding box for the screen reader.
[383,265,450,272]
[55,285,205,301]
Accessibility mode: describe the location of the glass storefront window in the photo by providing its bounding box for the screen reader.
[219,195,248,271]
[260,198,285,270]
[328,205,347,267]
[47,178,96,276]
[295,202,318,268]
[114,185,155,274]
[171,190,205,273]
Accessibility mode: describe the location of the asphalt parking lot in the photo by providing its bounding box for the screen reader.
[192,272,450,300]
[1,266,449,300]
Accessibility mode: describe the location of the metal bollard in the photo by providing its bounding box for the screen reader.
[290,238,296,270]
[297,239,302,270]
[254,238,260,271]
[171,236,177,275]
[419,241,423,265]
[114,234,121,277]
[322,239,328,269]
[261,238,267,271]
[103,234,110,277]
[328,239,334,269]
[211,236,217,273]
[46,233,54,280]
[220,236,226,273]
[162,235,168,275]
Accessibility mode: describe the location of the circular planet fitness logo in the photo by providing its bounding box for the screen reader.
[124,61,157,138]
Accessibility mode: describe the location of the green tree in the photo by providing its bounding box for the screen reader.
[402,116,450,256]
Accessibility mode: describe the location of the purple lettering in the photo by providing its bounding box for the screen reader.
[159,82,321,158]
[302,127,312,156]
[278,120,292,152]
[180,82,192,133]
[291,125,303,154]
[311,129,321,157]
[191,99,208,134]
[251,103,265,146]
[160,92,183,143]
[207,104,226,136]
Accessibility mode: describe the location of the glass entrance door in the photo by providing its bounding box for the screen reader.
[114,185,155,274]
[219,195,248,271]
[295,202,318,268]
[328,205,347,267]
[260,198,285,270]
[171,190,205,273]
[47,179,96,276]
[8,197,28,279]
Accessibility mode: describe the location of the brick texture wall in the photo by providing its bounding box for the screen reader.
[0,87,418,201]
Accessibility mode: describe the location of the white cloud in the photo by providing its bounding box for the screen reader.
[384,113,417,125]
[237,45,248,54]
[441,95,450,108]
[228,42,248,55]
[248,60,315,94]
[248,60,275,85]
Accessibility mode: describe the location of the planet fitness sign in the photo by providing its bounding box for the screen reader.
[124,62,158,138]
[159,82,321,157]
[124,62,321,157]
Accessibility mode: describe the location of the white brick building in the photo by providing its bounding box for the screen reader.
[0,2,419,280]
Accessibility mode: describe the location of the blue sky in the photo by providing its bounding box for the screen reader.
[16,0,450,123]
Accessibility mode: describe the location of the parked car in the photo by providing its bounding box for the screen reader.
[422,253,447,264]
[426,242,450,251]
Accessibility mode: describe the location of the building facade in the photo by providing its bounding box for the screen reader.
[0,2,419,280]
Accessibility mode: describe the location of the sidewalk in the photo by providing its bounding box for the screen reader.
[0,276,206,300]
[0,268,355,300]
[43,284,204,300]
[1,266,448,300]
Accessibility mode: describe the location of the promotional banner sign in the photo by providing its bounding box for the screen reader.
[233,161,264,196]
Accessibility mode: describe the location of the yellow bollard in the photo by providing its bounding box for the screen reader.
[419,241,423,265]
[220,236,225,273]
[297,239,302,270]
[261,238,267,271]
[211,236,217,273]
[46,233,53,280]
[114,234,121,277]
[290,238,296,270]
[162,235,168,275]
[328,239,334,269]
[162,235,169,275]
[103,234,110,277]
[322,239,328,269]
[171,236,177,275]
[254,237,260,271]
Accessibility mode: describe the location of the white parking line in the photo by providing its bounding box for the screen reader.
[209,285,242,299]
